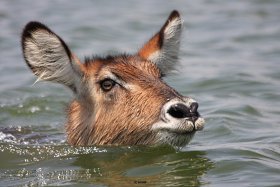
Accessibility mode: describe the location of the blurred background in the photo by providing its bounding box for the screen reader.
[0,0,279,186]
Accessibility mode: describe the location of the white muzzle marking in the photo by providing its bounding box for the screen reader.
[152,98,205,147]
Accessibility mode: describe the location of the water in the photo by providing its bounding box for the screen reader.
[0,0,280,186]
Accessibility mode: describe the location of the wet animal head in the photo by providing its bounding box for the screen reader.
[21,10,205,147]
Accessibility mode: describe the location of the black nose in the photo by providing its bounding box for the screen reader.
[167,103,199,119]
[190,102,199,113]
[167,104,189,118]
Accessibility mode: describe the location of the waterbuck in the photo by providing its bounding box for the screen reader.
[21,10,205,147]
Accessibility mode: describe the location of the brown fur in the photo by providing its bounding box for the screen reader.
[21,11,190,146]
[138,34,161,60]
[66,56,180,145]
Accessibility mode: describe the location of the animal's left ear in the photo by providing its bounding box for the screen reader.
[138,10,182,75]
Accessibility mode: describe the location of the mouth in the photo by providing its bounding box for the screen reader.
[153,116,205,134]
[152,116,205,147]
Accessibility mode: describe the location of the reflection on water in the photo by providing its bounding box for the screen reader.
[0,142,213,186]
[74,147,213,186]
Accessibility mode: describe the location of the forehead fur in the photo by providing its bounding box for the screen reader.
[82,55,162,81]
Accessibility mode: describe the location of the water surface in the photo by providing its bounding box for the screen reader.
[0,0,280,186]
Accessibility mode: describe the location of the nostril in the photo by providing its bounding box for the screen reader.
[190,102,199,113]
[167,104,190,119]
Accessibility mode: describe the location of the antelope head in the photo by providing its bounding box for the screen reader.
[21,10,205,147]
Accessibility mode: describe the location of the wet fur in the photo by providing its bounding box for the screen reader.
[21,11,198,146]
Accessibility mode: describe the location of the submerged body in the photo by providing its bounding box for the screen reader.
[21,10,205,147]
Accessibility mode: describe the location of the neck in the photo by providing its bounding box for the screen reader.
[66,100,93,145]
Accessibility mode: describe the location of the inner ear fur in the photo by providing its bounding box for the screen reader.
[21,21,82,91]
[138,10,183,75]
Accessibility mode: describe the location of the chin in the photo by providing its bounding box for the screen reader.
[152,117,205,148]
[155,131,196,148]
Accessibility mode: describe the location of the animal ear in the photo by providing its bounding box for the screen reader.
[21,21,82,92]
[138,10,182,75]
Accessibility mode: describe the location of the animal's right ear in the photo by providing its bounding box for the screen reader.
[21,21,82,92]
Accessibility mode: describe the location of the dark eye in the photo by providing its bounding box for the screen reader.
[100,79,116,91]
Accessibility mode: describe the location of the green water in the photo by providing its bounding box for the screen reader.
[0,0,280,186]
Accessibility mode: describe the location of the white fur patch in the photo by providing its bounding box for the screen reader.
[149,16,183,75]
[154,131,195,147]
[195,118,205,131]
